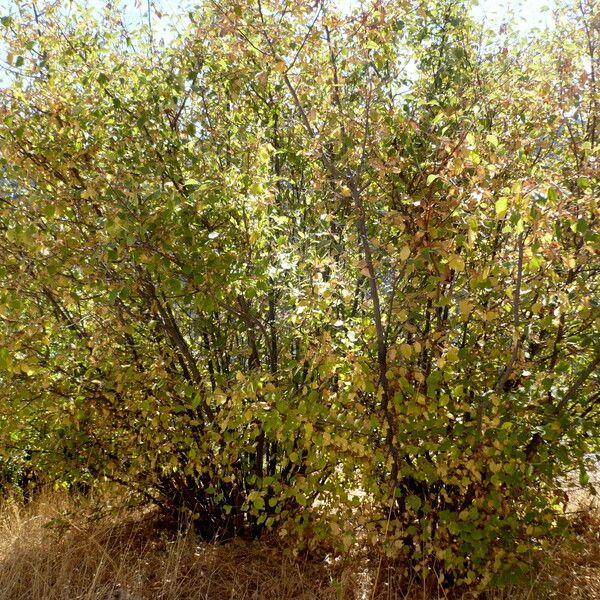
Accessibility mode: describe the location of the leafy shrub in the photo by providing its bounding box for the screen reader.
[0,0,597,589]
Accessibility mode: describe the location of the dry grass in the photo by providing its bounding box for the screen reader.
[533,497,600,600]
[0,491,358,600]
[0,491,599,600]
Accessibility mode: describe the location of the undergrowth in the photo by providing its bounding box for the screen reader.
[0,491,598,600]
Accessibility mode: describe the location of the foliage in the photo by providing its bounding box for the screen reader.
[0,0,598,591]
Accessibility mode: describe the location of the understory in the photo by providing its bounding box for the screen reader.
[0,490,598,600]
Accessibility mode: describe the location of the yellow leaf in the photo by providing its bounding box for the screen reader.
[273,59,287,73]
[341,186,352,198]
[399,245,411,261]
[495,196,508,217]
[399,343,412,359]
[448,254,465,271]
[459,298,473,316]
[18,362,35,375]
[446,346,459,363]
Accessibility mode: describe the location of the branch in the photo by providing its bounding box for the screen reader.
[495,232,525,393]
[556,352,600,415]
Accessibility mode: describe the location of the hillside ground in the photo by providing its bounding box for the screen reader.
[0,489,599,600]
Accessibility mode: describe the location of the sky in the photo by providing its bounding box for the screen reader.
[0,0,556,33]
[108,0,557,49]
[0,0,556,84]
[135,0,556,34]
[470,0,554,31]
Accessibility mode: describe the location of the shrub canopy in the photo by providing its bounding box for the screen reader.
[0,0,598,590]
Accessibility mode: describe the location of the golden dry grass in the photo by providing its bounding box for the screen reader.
[0,491,599,600]
[0,491,358,600]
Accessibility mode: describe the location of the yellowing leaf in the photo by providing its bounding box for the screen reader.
[495,197,508,217]
[459,299,473,316]
[399,245,411,261]
[448,255,465,271]
[81,187,96,199]
[399,343,412,359]
[446,346,459,363]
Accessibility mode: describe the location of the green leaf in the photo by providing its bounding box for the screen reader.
[406,495,422,511]
[0,347,9,369]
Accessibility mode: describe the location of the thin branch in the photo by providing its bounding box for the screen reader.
[556,352,600,415]
[495,232,525,393]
